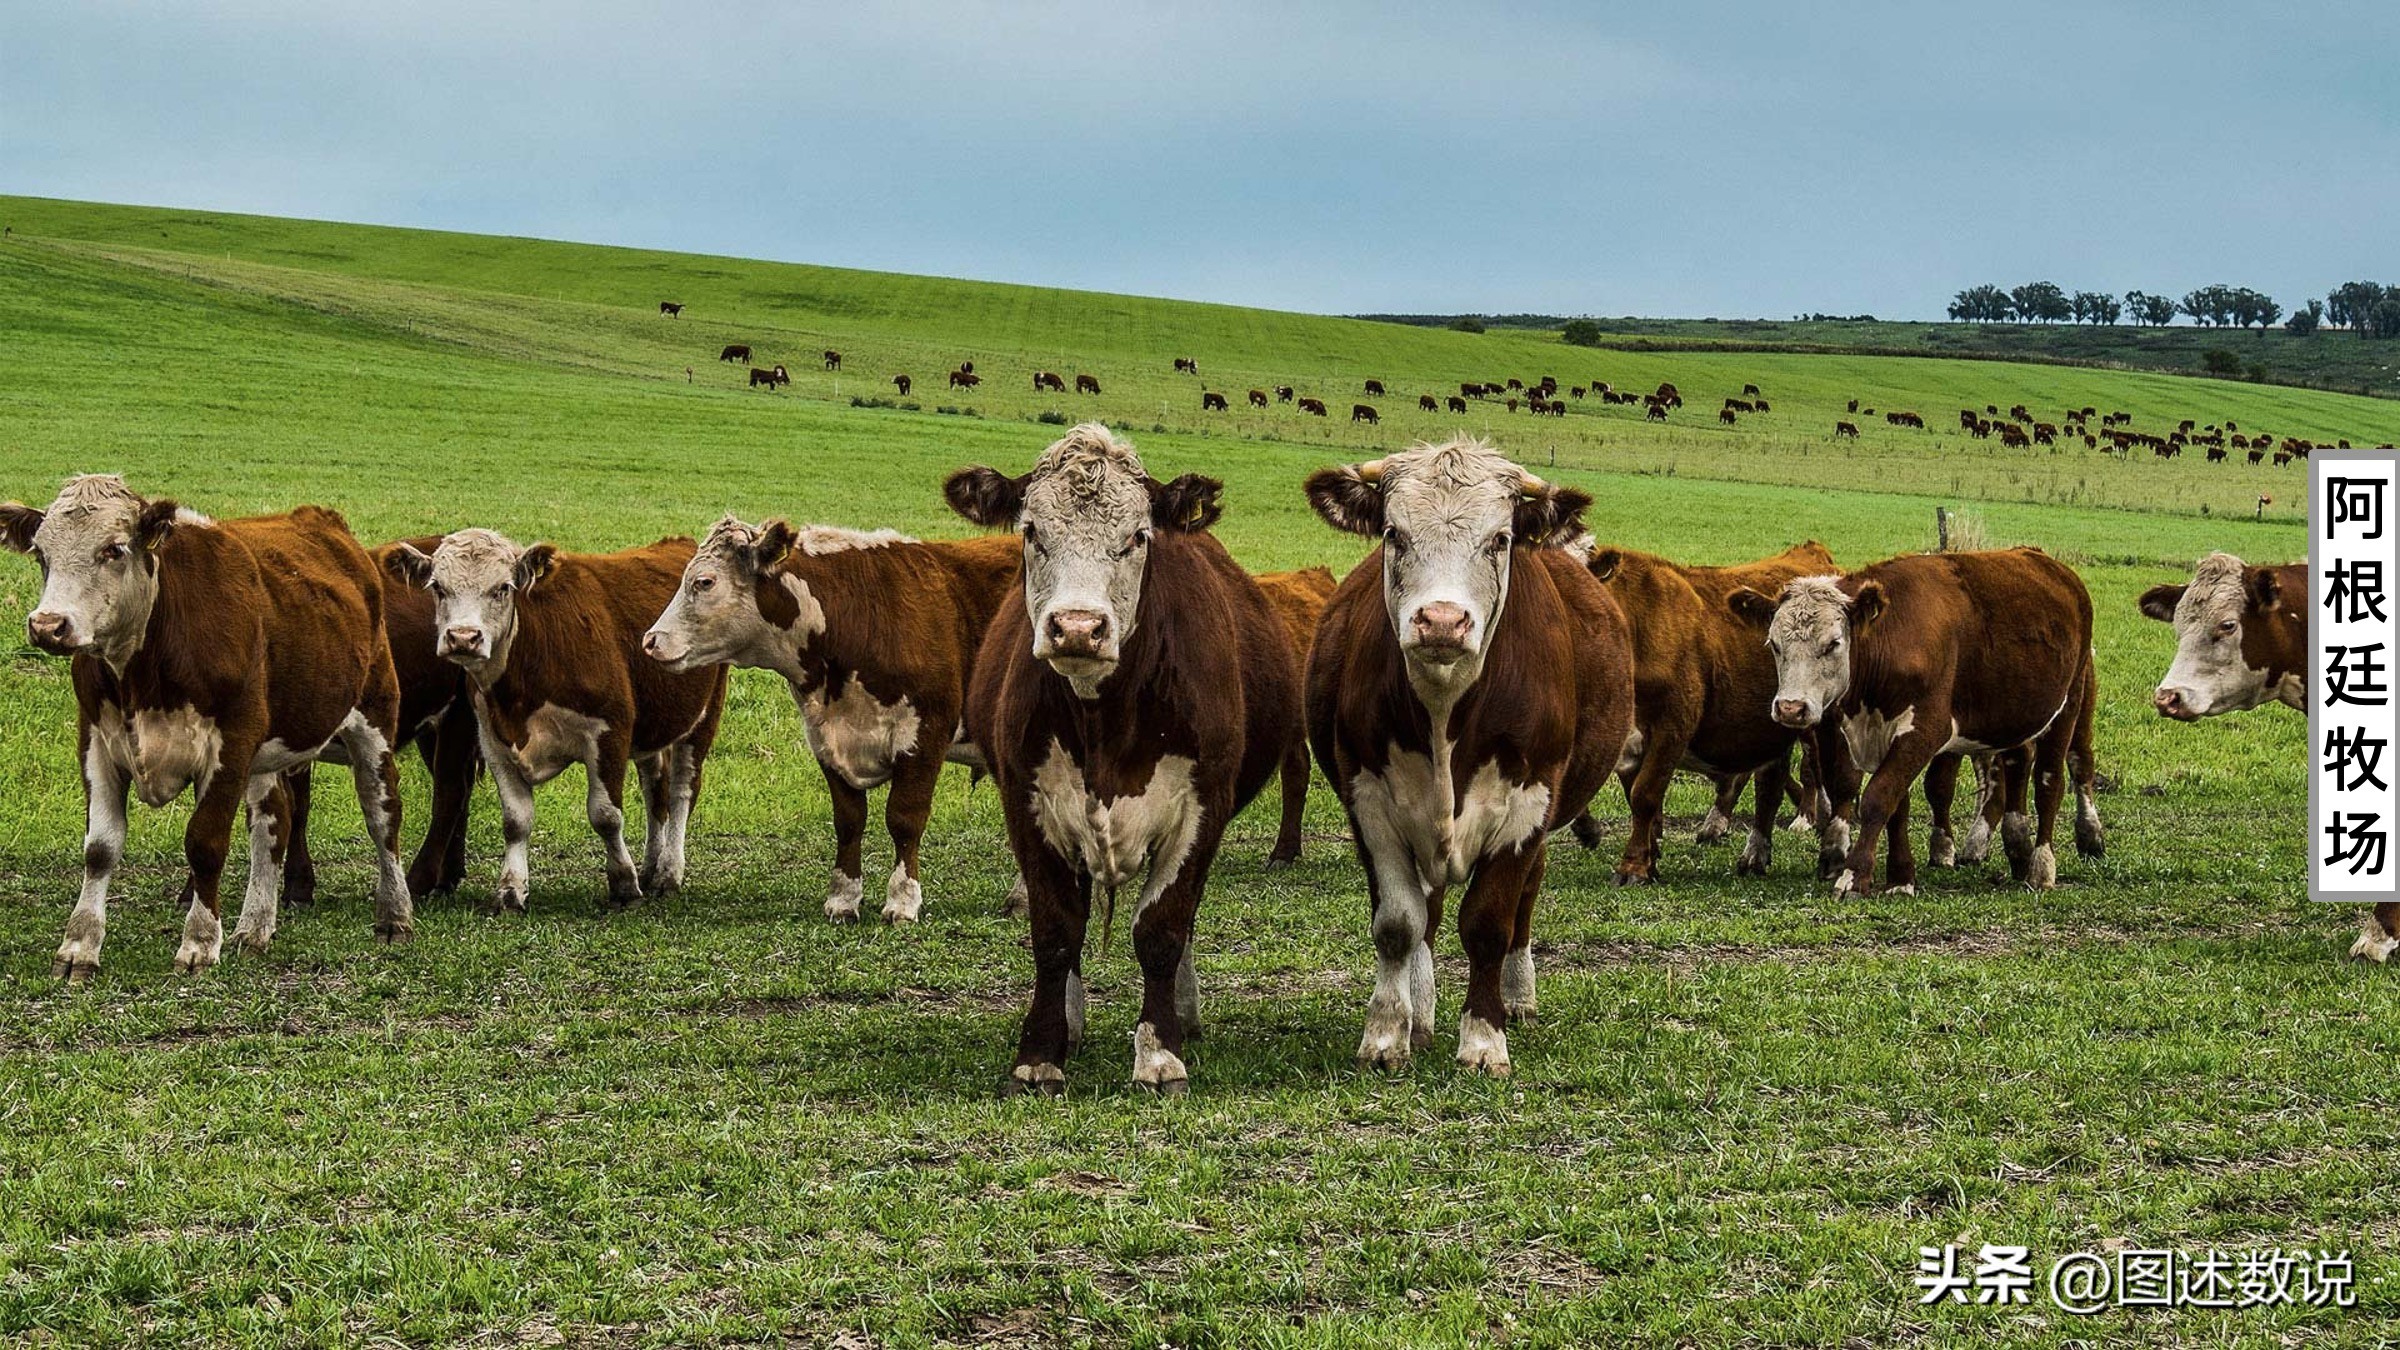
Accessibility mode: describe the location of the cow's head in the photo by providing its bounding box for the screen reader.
[1,474,195,667]
[388,528,556,679]
[945,423,1220,698]
[1730,574,1885,729]
[1306,437,1588,688]
[643,515,814,673]
[2139,552,2284,719]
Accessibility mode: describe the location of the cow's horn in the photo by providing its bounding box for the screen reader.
[1352,459,1387,484]
[1518,472,1550,494]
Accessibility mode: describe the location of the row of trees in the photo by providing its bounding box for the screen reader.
[1948,280,2400,337]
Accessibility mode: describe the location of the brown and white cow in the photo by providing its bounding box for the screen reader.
[949,424,1302,1094]
[1255,566,1338,865]
[1581,540,1838,882]
[644,518,1019,922]
[283,536,480,907]
[2,475,414,979]
[1732,548,2096,896]
[2134,555,2387,958]
[1305,438,1634,1076]
[389,531,728,910]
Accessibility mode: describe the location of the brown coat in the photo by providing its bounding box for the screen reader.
[1255,566,1338,864]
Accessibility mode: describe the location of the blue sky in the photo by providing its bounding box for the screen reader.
[5,2,2393,319]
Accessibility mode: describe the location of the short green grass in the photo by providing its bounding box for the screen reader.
[0,199,2392,1348]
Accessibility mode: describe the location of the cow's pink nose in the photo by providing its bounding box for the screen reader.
[1773,698,1811,727]
[2153,688,2191,719]
[1411,602,1472,648]
[26,611,75,653]
[1046,610,1109,655]
[442,626,485,655]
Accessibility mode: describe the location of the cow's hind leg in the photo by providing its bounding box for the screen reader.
[646,739,701,896]
[173,764,248,974]
[1697,772,1746,845]
[1005,843,1087,1097]
[1267,742,1309,867]
[1501,848,1543,1023]
[1735,753,1788,877]
[336,710,414,942]
[411,701,479,897]
[880,750,941,923]
[2026,706,2076,891]
[1996,748,2035,884]
[635,752,668,890]
[1958,753,2000,865]
[585,741,641,907]
[230,772,289,955]
[57,739,129,983]
[1924,753,1962,868]
[2070,661,2105,859]
[280,765,318,906]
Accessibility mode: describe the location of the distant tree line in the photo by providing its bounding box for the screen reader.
[1949,279,2400,337]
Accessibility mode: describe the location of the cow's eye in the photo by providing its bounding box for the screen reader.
[431,582,449,599]
[1382,526,1405,551]
[2216,620,2237,636]
[695,575,716,592]
[490,583,512,600]
[1488,531,1512,555]
[98,543,127,564]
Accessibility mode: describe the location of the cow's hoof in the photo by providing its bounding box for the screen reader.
[2348,930,2398,963]
[1734,851,1768,878]
[374,922,414,946]
[1611,869,1655,888]
[233,928,274,956]
[1887,883,1918,897]
[1456,1014,1513,1077]
[172,951,217,976]
[52,957,98,984]
[1695,811,1733,845]
[1003,1063,1067,1098]
[1831,868,1859,899]
[1569,815,1605,850]
[280,879,318,909]
[1135,1076,1190,1098]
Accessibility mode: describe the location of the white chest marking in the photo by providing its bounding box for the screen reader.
[1351,743,1551,890]
[1030,741,1201,900]
[504,703,609,783]
[801,680,922,790]
[101,704,225,807]
[1841,705,1917,774]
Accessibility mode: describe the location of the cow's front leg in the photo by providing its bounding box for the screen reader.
[1697,771,1746,845]
[1129,832,1220,1093]
[337,710,414,942]
[1835,734,1936,900]
[635,752,668,889]
[1502,843,1544,1023]
[173,762,248,974]
[1958,752,2000,865]
[586,742,640,907]
[56,739,129,983]
[279,764,318,906]
[410,702,478,897]
[645,739,701,895]
[1884,783,1918,895]
[821,768,869,922]
[481,720,536,914]
[1615,724,1684,885]
[1813,728,1860,879]
[230,773,288,955]
[1458,842,1545,1076]
[1736,754,1788,877]
[1995,749,2035,883]
[1006,843,1088,1097]
[1924,753,1962,867]
[880,750,942,923]
[1351,797,1435,1069]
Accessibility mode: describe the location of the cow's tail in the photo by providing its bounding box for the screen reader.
[2071,646,2106,858]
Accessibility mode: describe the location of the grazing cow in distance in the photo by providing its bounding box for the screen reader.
[1847,398,1860,413]
[659,302,682,317]
[1299,397,1328,416]
[1461,383,1483,399]
[1506,399,1520,413]
[645,517,1019,923]
[1034,371,1066,393]
[1077,374,1102,395]
[1420,394,1439,412]
[1834,421,1859,438]
[950,368,981,389]
[961,360,976,374]
[1886,411,1924,429]
[1352,404,1379,424]
[1572,386,1586,399]
[1202,391,1229,411]
[1743,383,1762,397]
[1719,408,1738,426]
[1250,389,1271,408]
[1754,399,1771,412]
[1447,396,1469,413]
[2,477,415,978]
[1365,379,1386,396]
[1276,386,1294,403]
[893,374,912,396]
[720,344,752,363]
[389,531,728,911]
[750,365,789,389]
[1655,382,1682,407]
[1174,357,1199,374]
[1254,566,1338,866]
[949,424,1302,1094]
[1303,439,1634,1074]
[1646,402,1668,421]
[284,537,479,907]
[823,350,842,371]
[2207,446,2226,462]
[2248,448,2266,464]
[1732,548,2097,896]
[1506,378,1524,391]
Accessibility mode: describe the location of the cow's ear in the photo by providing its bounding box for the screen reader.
[2137,583,2185,623]
[1151,474,1224,532]
[135,499,182,552]
[944,466,1025,528]
[0,503,42,554]
[2247,568,2281,611]
[1516,485,1592,548]
[1588,548,1624,583]
[514,542,558,592]
[752,519,797,571]
[1727,587,1777,629]
[386,542,434,588]
[1305,465,1384,537]
[1849,580,1887,634]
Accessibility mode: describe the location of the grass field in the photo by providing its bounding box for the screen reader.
[0,197,2391,1347]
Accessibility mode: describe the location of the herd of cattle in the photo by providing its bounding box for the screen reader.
[0,427,2359,1090]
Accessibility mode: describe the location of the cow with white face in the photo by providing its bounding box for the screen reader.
[2136,555,2394,961]
[2,475,414,978]
[644,515,1018,924]
[1305,438,1634,1076]
[2139,553,2306,721]
[1731,548,2099,898]
[949,424,1303,1095]
[388,529,727,912]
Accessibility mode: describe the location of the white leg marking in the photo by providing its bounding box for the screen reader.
[1695,804,1734,845]
[881,858,923,924]
[824,870,863,922]
[1501,946,1536,1019]
[2026,843,2057,891]
[230,773,282,954]
[1002,872,1029,918]
[1958,814,1993,865]
[338,711,412,939]
[1131,1020,1188,1088]
[1456,1011,1512,1076]
[1929,827,1956,868]
[1832,867,1857,898]
[2348,916,2398,963]
[1064,969,1087,1046]
[481,717,536,912]
[1737,824,1772,875]
[1174,947,1200,1034]
[173,892,223,974]
[59,741,128,979]
[1407,939,1437,1048]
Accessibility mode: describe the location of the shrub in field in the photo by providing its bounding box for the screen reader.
[2201,348,2241,374]
[1449,315,1486,333]
[1561,318,1602,347]
[1036,410,1068,425]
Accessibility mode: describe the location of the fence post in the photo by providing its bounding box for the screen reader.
[1936,506,1951,552]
